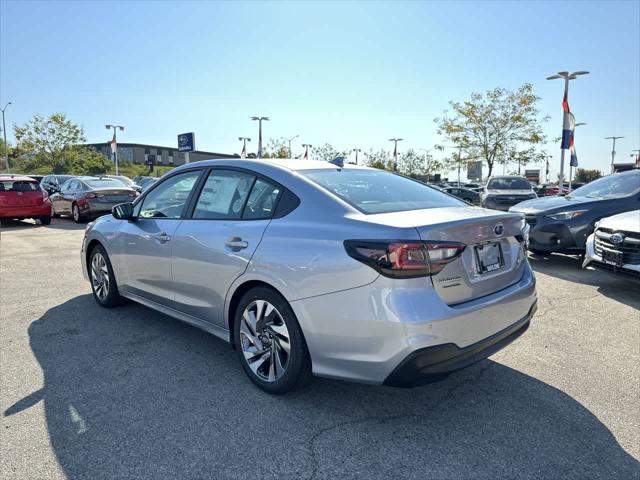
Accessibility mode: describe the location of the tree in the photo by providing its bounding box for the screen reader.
[574,168,602,184]
[312,143,348,162]
[14,113,86,173]
[261,138,289,159]
[73,148,113,175]
[364,148,393,171]
[435,83,549,178]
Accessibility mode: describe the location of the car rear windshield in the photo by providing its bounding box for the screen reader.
[569,171,640,199]
[0,180,40,192]
[302,169,464,214]
[487,178,531,190]
[85,179,123,188]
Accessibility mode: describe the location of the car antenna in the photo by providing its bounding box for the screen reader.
[329,156,344,168]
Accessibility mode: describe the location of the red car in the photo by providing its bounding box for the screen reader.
[0,175,53,225]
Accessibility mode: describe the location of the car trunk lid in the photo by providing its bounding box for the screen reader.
[90,188,136,203]
[0,185,45,207]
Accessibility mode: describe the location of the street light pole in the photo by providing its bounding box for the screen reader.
[389,138,403,172]
[285,134,299,159]
[251,116,269,159]
[605,136,624,173]
[546,70,589,194]
[105,124,125,175]
[238,137,251,158]
[1,102,12,172]
[352,148,361,164]
[302,143,312,160]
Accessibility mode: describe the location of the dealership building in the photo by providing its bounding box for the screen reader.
[85,142,239,167]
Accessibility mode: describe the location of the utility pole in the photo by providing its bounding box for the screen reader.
[238,137,251,158]
[251,116,269,159]
[302,143,312,160]
[546,70,589,194]
[352,148,361,164]
[105,124,125,175]
[605,136,624,173]
[1,102,11,172]
[389,138,403,172]
[285,135,299,159]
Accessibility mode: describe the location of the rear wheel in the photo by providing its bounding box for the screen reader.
[40,216,52,225]
[234,287,311,394]
[72,203,83,223]
[89,245,123,307]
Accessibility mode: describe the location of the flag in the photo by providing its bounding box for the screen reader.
[561,111,575,150]
[240,143,246,159]
[570,145,578,167]
[109,133,117,162]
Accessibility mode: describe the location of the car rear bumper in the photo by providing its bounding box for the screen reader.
[290,263,537,385]
[0,203,52,218]
[384,305,534,387]
[78,201,120,217]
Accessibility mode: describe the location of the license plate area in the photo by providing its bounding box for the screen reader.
[474,242,504,274]
[602,249,623,267]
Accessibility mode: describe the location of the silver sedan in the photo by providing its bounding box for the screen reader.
[81,158,537,394]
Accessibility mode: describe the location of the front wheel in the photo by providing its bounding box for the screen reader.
[40,216,52,225]
[234,287,312,394]
[89,245,123,307]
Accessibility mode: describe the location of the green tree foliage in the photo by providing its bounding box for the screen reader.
[435,83,549,177]
[262,138,289,159]
[574,168,602,184]
[14,113,86,173]
[312,143,349,162]
[364,148,393,171]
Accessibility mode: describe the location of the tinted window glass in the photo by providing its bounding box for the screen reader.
[487,178,531,190]
[302,169,463,214]
[60,179,74,190]
[139,171,201,219]
[55,175,73,184]
[0,180,40,191]
[193,170,255,220]
[85,179,122,188]
[243,178,281,220]
[570,171,640,199]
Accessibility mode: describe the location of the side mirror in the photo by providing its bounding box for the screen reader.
[112,202,136,220]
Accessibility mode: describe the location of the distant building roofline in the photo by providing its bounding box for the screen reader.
[84,142,239,158]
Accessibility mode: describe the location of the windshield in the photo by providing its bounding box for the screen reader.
[111,176,134,186]
[85,179,124,189]
[487,178,531,190]
[570,171,640,199]
[302,168,464,214]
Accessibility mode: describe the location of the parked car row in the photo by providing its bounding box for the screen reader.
[0,173,143,225]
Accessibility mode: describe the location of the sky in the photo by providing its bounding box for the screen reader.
[1,0,639,179]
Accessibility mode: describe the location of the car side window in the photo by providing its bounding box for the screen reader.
[138,170,201,219]
[60,179,72,191]
[193,170,255,220]
[243,178,281,220]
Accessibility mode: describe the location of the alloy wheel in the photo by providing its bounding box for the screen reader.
[240,300,291,382]
[73,205,80,222]
[91,252,110,301]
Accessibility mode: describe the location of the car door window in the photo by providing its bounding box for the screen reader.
[138,171,201,219]
[193,170,255,220]
[243,178,281,220]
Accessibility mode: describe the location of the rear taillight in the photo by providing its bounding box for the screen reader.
[344,240,465,278]
[85,193,104,199]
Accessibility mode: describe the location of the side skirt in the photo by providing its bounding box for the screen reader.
[120,291,231,343]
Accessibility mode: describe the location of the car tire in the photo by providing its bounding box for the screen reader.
[40,216,52,225]
[72,203,84,223]
[529,248,548,255]
[89,245,123,308]
[234,286,312,394]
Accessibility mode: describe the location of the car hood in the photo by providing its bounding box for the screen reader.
[485,189,534,196]
[509,194,597,214]
[598,209,640,233]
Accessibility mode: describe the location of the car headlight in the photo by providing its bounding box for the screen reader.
[546,210,588,221]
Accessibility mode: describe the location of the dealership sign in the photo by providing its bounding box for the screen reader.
[178,132,195,152]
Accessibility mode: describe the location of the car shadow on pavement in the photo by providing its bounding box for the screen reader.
[529,253,640,310]
[0,218,86,232]
[6,295,639,480]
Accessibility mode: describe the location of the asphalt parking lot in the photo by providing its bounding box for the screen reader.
[1,218,639,480]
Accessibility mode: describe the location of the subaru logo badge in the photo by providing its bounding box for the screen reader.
[493,224,504,237]
[610,233,625,245]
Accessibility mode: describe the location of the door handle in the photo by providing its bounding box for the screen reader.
[154,232,171,243]
[225,237,248,250]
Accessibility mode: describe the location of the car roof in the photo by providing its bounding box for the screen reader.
[0,175,39,182]
[173,157,372,173]
[488,175,527,180]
